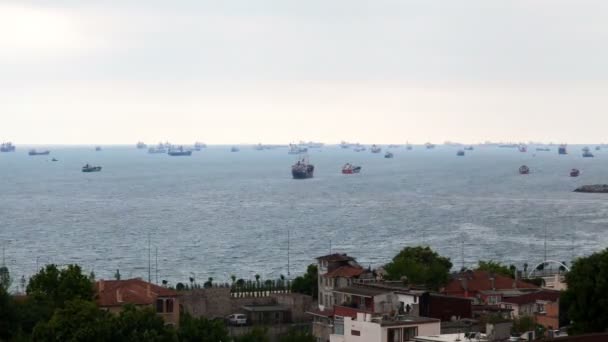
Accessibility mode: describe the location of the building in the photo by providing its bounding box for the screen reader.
[330,311,440,342]
[443,270,539,301]
[500,289,561,330]
[95,278,180,327]
[316,253,371,310]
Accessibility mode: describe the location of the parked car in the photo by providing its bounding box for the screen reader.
[227,313,247,326]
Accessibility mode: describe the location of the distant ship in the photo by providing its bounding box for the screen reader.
[406,143,413,150]
[193,142,206,151]
[518,144,527,153]
[384,151,394,158]
[558,144,568,155]
[51,158,58,162]
[342,163,361,174]
[288,144,308,154]
[519,165,530,174]
[570,168,580,177]
[388,144,400,148]
[582,147,594,158]
[95,146,102,151]
[371,145,382,153]
[536,147,550,152]
[464,146,474,151]
[148,143,167,154]
[301,141,324,148]
[230,146,240,152]
[340,141,351,149]
[595,146,601,151]
[253,143,265,151]
[292,156,314,179]
[425,143,436,149]
[168,146,192,156]
[136,142,147,149]
[82,164,102,172]
[0,142,15,152]
[28,149,50,156]
[499,143,518,148]
[457,150,465,156]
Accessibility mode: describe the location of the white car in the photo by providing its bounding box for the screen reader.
[227,313,247,326]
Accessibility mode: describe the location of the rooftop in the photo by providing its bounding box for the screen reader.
[414,333,488,342]
[501,289,561,305]
[95,278,177,307]
[333,285,392,297]
[242,305,289,312]
[443,270,538,295]
[324,265,365,278]
[316,253,355,262]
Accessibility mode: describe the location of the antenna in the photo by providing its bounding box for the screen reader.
[155,246,158,284]
[544,225,548,263]
[329,239,332,254]
[148,232,151,283]
[287,229,290,279]
[461,235,465,270]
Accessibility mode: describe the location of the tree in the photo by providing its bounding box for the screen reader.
[111,304,176,341]
[291,264,318,299]
[0,287,18,340]
[32,299,114,341]
[0,266,11,291]
[234,327,270,342]
[562,248,608,334]
[383,246,452,290]
[26,264,94,308]
[178,312,229,342]
[279,328,315,342]
[475,260,515,278]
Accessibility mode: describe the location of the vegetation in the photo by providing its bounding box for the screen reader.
[233,327,269,342]
[383,246,453,289]
[475,260,515,278]
[291,264,318,299]
[562,248,608,334]
[278,328,315,342]
[178,313,229,342]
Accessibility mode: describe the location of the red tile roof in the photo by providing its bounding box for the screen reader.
[316,253,355,262]
[443,270,538,295]
[502,290,560,305]
[324,265,365,278]
[95,278,177,307]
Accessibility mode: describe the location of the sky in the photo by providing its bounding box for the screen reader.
[1,0,607,145]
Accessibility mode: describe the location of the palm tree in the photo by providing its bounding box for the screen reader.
[231,274,236,284]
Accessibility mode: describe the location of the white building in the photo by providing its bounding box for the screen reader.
[330,312,440,342]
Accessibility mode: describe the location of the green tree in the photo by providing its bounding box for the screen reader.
[32,299,114,341]
[563,248,608,334]
[383,246,452,290]
[0,266,11,291]
[178,312,229,342]
[279,328,315,342]
[112,304,176,341]
[26,264,94,308]
[475,260,515,278]
[512,315,535,333]
[291,264,318,299]
[234,327,270,342]
[0,286,18,340]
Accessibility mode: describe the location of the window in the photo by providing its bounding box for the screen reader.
[414,296,418,303]
[156,299,164,313]
[165,298,174,313]
[351,330,360,336]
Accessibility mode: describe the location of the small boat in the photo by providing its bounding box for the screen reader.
[253,143,265,151]
[353,145,366,152]
[384,151,394,158]
[342,163,361,174]
[95,146,102,151]
[168,146,192,156]
[340,141,351,149]
[136,142,147,149]
[388,144,400,148]
[499,143,518,148]
[457,150,465,156]
[292,156,314,179]
[406,144,413,150]
[464,146,474,151]
[518,145,527,153]
[194,142,206,151]
[582,147,594,158]
[570,168,580,177]
[595,146,601,151]
[51,158,58,162]
[288,144,308,154]
[0,142,15,152]
[371,145,382,153]
[519,165,530,174]
[230,146,240,152]
[29,149,50,156]
[558,144,568,155]
[301,141,324,149]
[425,143,436,149]
[82,164,102,172]
[536,147,550,152]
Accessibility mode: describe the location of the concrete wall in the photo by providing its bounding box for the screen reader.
[417,321,441,336]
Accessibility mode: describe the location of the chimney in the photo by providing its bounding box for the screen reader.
[116,289,123,303]
[460,277,468,297]
[490,277,495,291]
[99,279,104,292]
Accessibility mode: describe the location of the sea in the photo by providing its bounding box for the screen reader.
[1,145,607,288]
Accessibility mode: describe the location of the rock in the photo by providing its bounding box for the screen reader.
[574,184,608,193]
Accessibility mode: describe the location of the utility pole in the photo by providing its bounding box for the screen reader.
[155,247,158,284]
[148,232,151,283]
[287,229,290,279]
[461,235,465,270]
[544,225,548,263]
[329,239,332,254]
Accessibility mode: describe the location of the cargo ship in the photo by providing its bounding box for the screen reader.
[0,142,15,152]
[168,146,192,156]
[292,156,314,179]
[28,149,50,156]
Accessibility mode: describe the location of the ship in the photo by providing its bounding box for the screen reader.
[51,158,58,162]
[136,142,147,149]
[253,143,265,151]
[595,146,601,151]
[0,142,15,152]
[292,156,314,179]
[230,146,240,152]
[388,144,400,148]
[464,146,474,151]
[406,143,413,150]
[536,147,550,152]
[558,144,567,155]
[148,143,167,154]
[519,165,530,174]
[301,141,324,149]
[582,147,594,158]
[384,151,394,158]
[193,142,206,151]
[518,144,527,153]
[370,145,382,153]
[340,141,351,149]
[288,144,308,154]
[425,142,436,149]
[95,146,102,151]
[342,163,361,174]
[82,164,102,172]
[457,150,465,156]
[570,168,580,177]
[168,146,192,156]
[28,149,50,156]
[499,143,518,148]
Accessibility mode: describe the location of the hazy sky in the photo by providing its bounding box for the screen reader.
[1,0,607,144]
